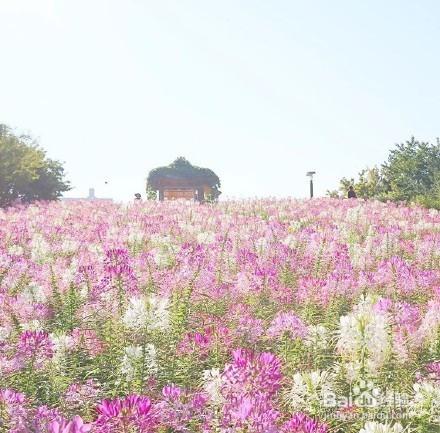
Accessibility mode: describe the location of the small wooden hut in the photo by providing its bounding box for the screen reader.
[146,157,221,202]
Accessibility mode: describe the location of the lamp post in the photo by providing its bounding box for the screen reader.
[306,171,316,198]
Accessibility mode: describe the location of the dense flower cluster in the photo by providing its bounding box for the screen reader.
[0,198,439,432]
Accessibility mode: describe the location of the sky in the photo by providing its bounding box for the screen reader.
[1,0,440,201]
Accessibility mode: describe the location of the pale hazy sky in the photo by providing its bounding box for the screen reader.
[1,0,439,200]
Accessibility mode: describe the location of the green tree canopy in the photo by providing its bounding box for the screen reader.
[0,124,71,208]
[330,137,440,209]
[382,137,440,206]
[329,167,386,200]
[147,157,221,200]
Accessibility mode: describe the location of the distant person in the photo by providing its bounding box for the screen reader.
[347,186,357,199]
[134,193,142,201]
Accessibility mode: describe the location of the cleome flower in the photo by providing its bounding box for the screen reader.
[48,415,92,433]
[358,421,405,433]
[202,367,224,406]
[280,412,328,433]
[267,311,308,340]
[122,294,170,331]
[409,380,440,422]
[95,394,157,432]
[119,344,158,382]
[284,369,334,414]
[16,330,54,369]
[336,296,391,377]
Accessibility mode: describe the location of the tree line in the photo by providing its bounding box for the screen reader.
[0,124,70,208]
[1,123,440,209]
[328,137,440,209]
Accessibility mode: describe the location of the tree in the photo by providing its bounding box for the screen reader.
[330,137,440,209]
[333,167,386,199]
[0,124,71,207]
[381,137,440,207]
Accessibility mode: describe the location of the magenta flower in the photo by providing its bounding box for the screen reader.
[48,415,92,433]
[0,389,29,432]
[156,386,209,431]
[95,394,156,432]
[162,384,182,400]
[0,388,26,405]
[17,330,53,368]
[64,380,101,412]
[280,412,328,433]
[221,349,282,432]
[425,361,440,381]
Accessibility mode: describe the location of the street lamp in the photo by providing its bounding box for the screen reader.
[306,171,316,198]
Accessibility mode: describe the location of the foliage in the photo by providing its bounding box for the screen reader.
[382,137,440,207]
[0,124,70,207]
[330,137,440,208]
[330,167,386,200]
[145,186,157,200]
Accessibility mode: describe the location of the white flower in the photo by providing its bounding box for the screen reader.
[359,421,404,433]
[196,231,216,244]
[20,320,43,331]
[287,219,307,233]
[127,228,144,245]
[61,261,78,286]
[285,369,334,412]
[88,243,103,255]
[410,381,440,421]
[417,301,440,351]
[51,333,73,363]
[120,344,158,382]
[0,327,10,342]
[78,282,89,299]
[305,325,329,349]
[21,282,47,303]
[337,296,390,376]
[122,295,170,331]
[179,223,197,235]
[30,233,51,263]
[234,272,253,294]
[255,237,269,253]
[61,239,79,254]
[148,295,170,330]
[153,248,173,269]
[345,206,365,225]
[123,297,148,329]
[282,234,297,249]
[7,244,23,256]
[202,368,224,405]
[150,234,173,247]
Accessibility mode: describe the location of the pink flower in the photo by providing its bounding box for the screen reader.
[156,386,209,431]
[281,412,328,433]
[70,329,104,357]
[95,394,156,432]
[220,349,282,432]
[64,380,101,411]
[267,311,308,340]
[162,384,182,400]
[0,388,26,405]
[425,361,440,381]
[48,415,92,433]
[17,330,53,368]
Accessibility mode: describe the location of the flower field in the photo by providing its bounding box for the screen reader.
[0,199,439,432]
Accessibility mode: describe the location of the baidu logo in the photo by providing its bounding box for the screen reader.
[323,380,382,408]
